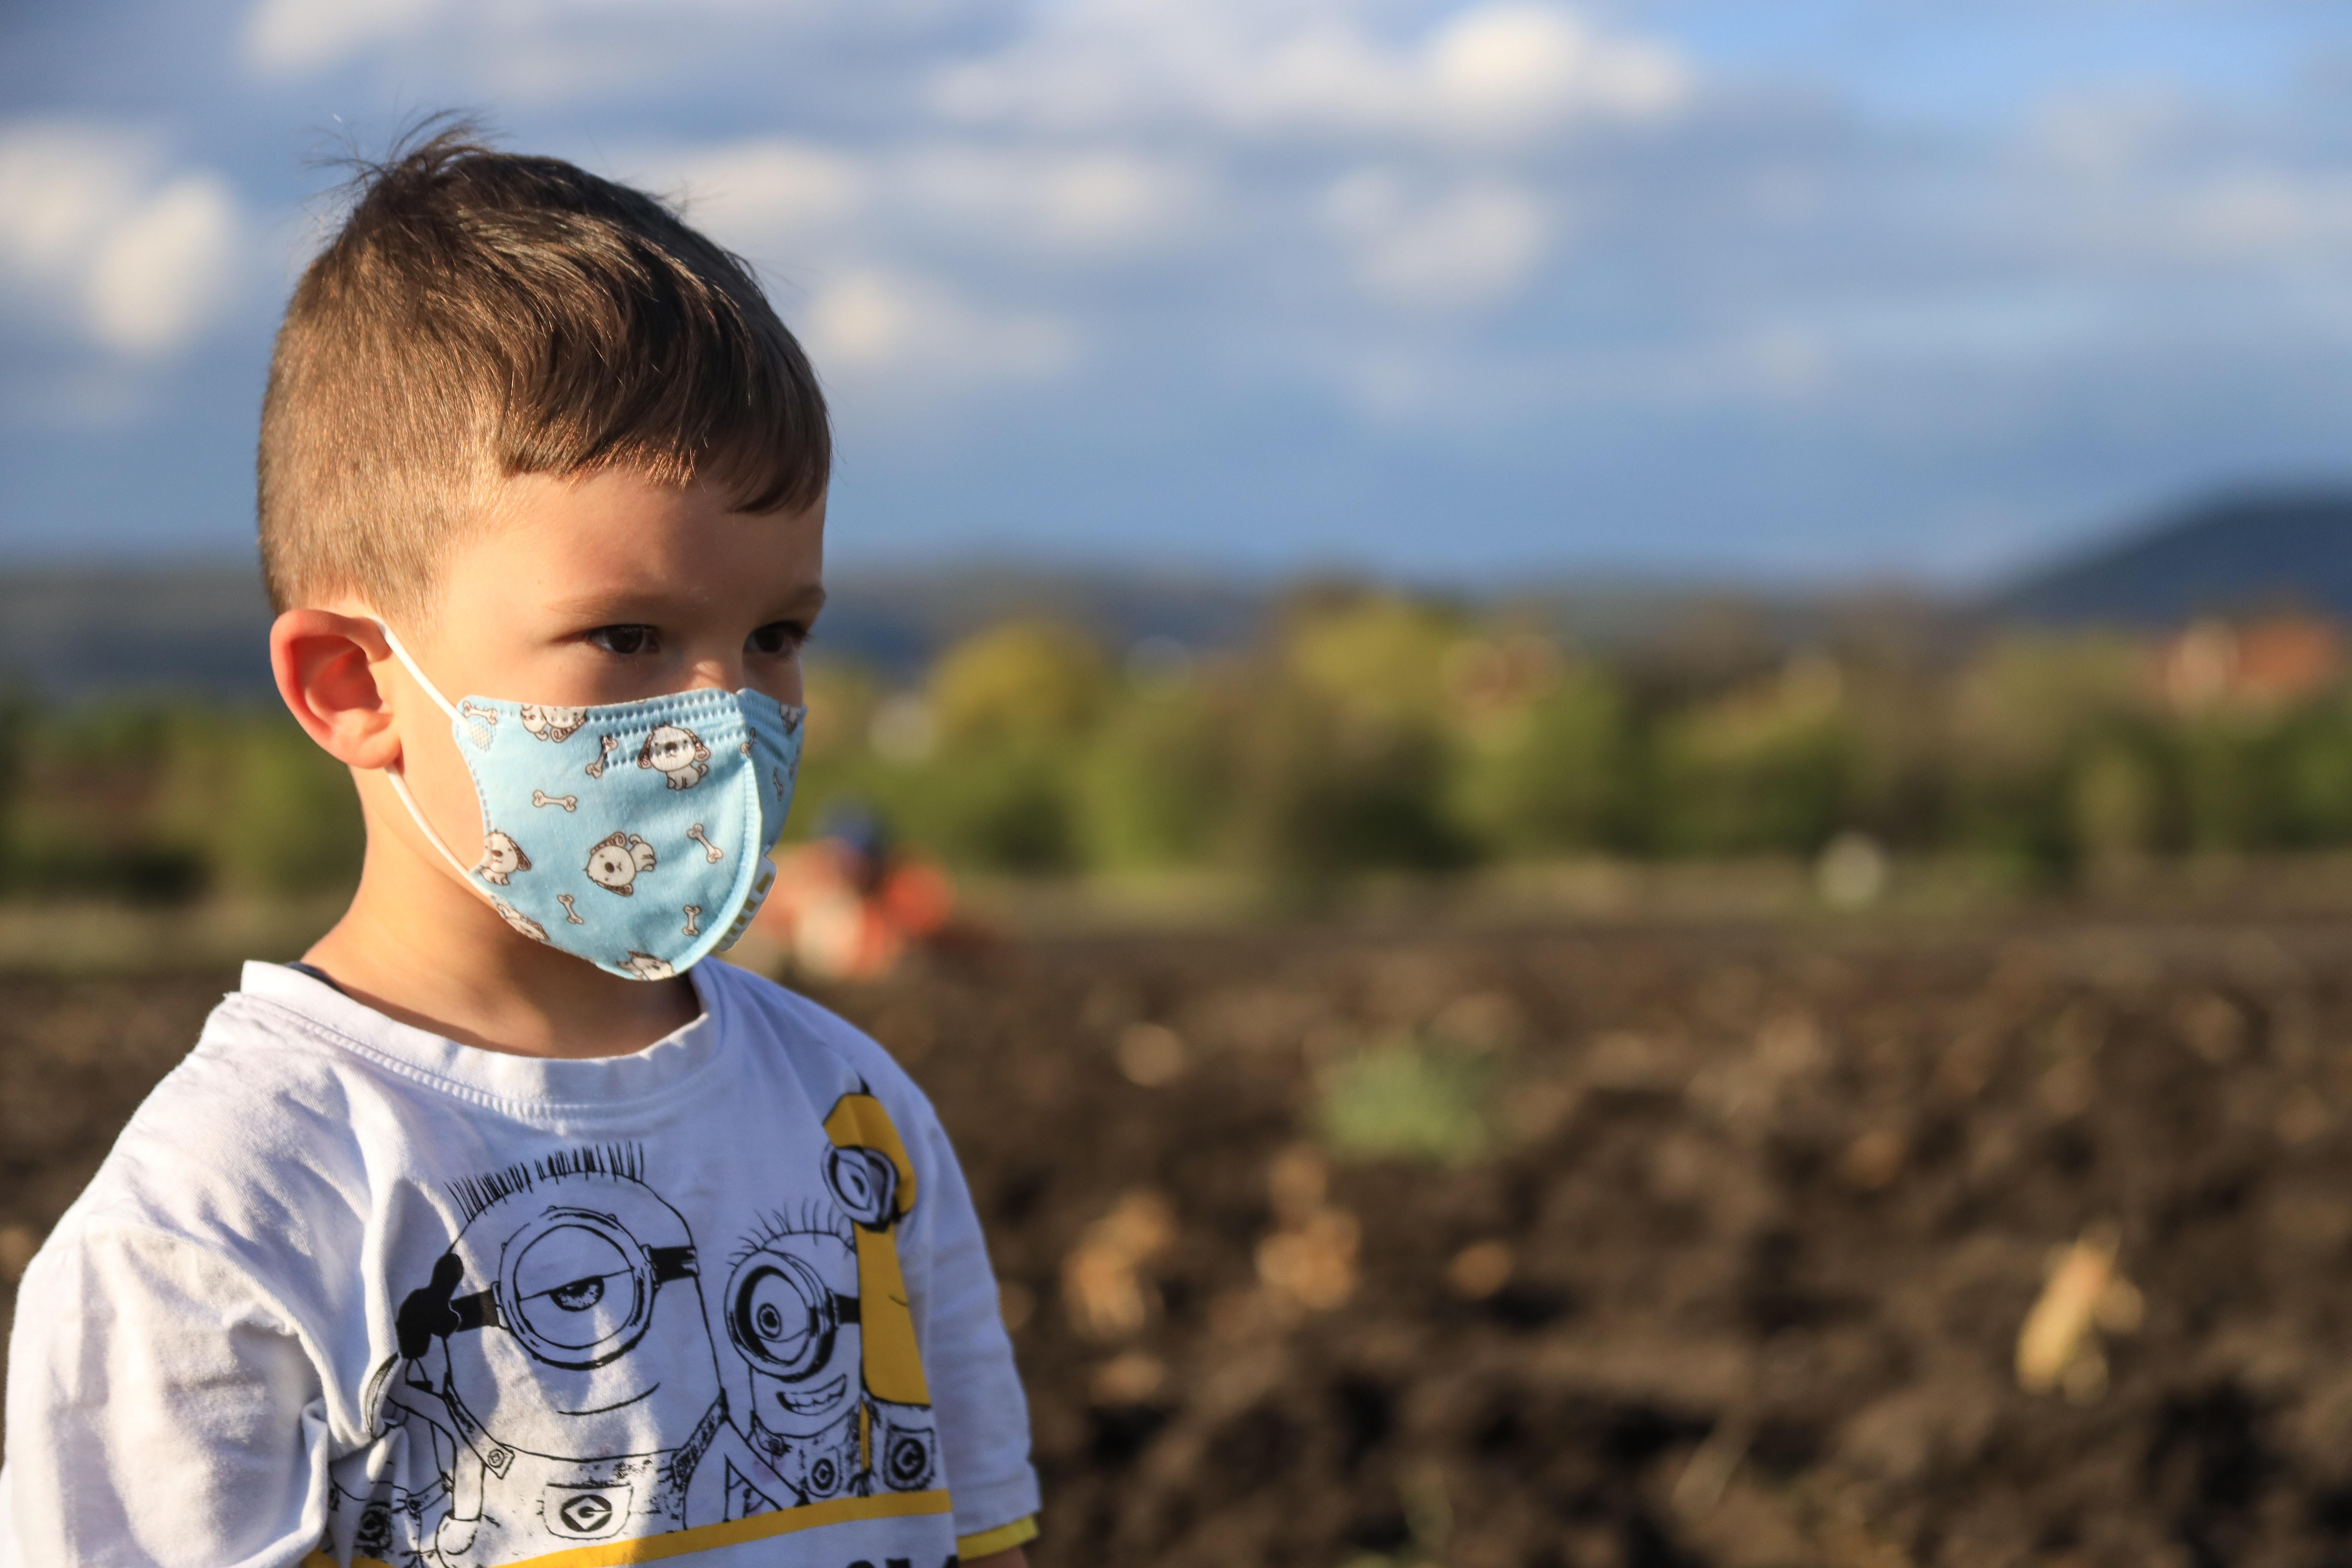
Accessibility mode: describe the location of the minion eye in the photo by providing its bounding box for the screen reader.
[725,1251,840,1380]
[549,1276,607,1311]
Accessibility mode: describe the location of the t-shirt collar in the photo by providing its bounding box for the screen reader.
[235,958,730,1111]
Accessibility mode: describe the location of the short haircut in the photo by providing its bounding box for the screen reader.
[258,126,829,618]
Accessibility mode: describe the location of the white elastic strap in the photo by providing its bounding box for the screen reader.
[384,767,486,885]
[374,620,488,886]
[373,621,464,723]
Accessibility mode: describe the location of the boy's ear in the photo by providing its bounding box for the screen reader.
[271,610,401,769]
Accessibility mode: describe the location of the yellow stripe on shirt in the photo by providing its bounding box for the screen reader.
[955,1513,1040,1558]
[304,1487,953,1568]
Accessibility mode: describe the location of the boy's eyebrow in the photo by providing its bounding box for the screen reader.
[544,581,828,623]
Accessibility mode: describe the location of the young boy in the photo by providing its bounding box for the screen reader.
[0,133,1038,1568]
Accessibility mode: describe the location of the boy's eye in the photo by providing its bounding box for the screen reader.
[748,621,807,657]
[587,625,658,656]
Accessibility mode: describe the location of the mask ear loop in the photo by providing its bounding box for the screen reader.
[374,621,493,889]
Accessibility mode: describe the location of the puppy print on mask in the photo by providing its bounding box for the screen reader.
[586,833,658,896]
[490,897,548,944]
[519,704,589,743]
[638,725,712,790]
[478,831,531,886]
[620,951,676,981]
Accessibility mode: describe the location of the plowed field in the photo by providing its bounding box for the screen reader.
[8,915,2352,1567]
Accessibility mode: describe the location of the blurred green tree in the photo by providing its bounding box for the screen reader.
[1653,654,1854,855]
[1447,656,1637,855]
[903,620,1110,872]
[1078,671,1234,871]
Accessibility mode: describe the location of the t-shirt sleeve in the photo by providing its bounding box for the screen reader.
[898,1105,1041,1542]
[3,1222,331,1568]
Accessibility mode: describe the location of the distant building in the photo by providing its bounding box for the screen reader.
[2159,613,2344,710]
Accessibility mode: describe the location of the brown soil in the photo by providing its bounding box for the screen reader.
[9,916,2352,1567]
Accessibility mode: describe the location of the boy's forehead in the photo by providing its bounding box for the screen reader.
[461,469,825,600]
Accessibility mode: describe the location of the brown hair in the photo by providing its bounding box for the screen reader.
[257,125,829,617]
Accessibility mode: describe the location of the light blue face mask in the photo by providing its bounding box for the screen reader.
[377,624,805,980]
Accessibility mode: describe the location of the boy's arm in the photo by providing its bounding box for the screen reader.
[900,1105,1042,1554]
[5,1222,329,1567]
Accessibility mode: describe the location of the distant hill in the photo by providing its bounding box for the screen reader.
[18,485,2340,702]
[0,559,1276,701]
[1996,490,2352,627]
[0,563,277,701]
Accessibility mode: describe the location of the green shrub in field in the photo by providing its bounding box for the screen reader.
[2175,711,2287,854]
[147,708,363,897]
[1447,658,1636,855]
[1224,595,1473,889]
[861,621,1112,873]
[1943,637,2150,878]
[929,619,1108,748]
[211,720,364,895]
[908,742,1082,872]
[1653,656,1854,856]
[1316,1036,1499,1165]
[0,702,362,902]
[2274,698,2352,846]
[1283,594,1463,730]
[8,701,210,899]
[1231,686,1468,889]
[2067,732,2173,864]
[1078,673,1234,871]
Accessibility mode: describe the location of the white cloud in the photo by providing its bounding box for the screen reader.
[1323,168,1551,309]
[930,0,1690,147]
[242,0,448,74]
[85,175,242,354]
[0,121,246,356]
[805,269,1077,390]
[2163,169,2352,261]
[895,145,1211,258]
[664,139,867,260]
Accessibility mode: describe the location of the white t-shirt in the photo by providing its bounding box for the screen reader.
[0,960,1038,1568]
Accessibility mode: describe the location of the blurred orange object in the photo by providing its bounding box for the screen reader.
[750,831,956,980]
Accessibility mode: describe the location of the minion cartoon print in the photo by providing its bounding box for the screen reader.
[718,1090,940,1515]
[354,1146,792,1566]
[722,1206,868,1508]
[327,1101,959,1568]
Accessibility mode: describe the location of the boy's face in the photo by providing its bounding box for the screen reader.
[366,468,823,890]
[404,468,825,708]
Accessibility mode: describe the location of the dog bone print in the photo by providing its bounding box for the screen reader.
[682,904,702,937]
[531,790,578,812]
[685,822,723,863]
[556,893,586,925]
[584,735,618,779]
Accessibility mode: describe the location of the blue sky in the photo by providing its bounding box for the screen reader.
[7,2,2352,586]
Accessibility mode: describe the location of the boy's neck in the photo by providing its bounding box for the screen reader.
[302,829,701,1060]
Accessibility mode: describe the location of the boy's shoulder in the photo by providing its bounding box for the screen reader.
[56,960,933,1253]
[692,956,942,1130]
